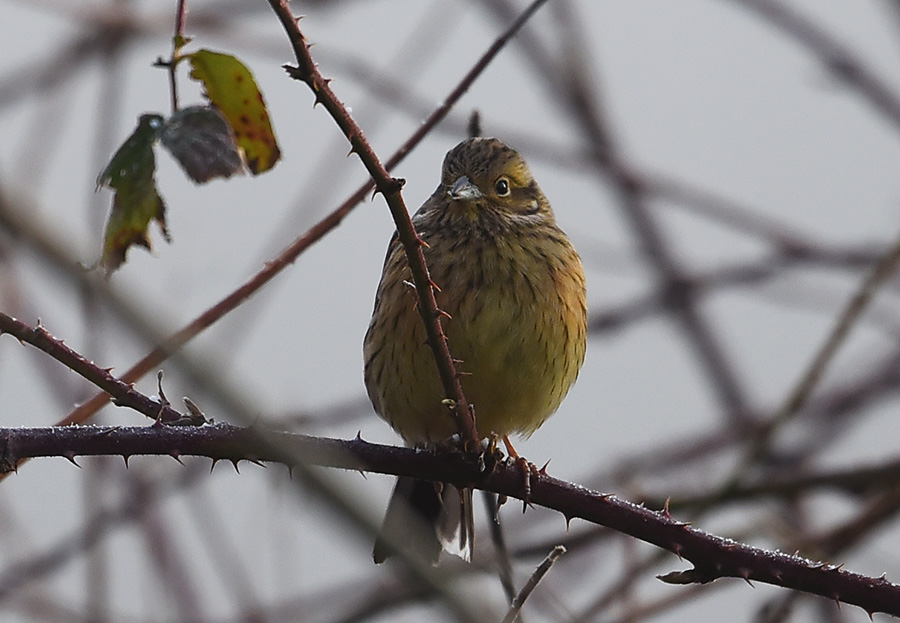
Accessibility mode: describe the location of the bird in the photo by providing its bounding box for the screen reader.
[363,136,587,564]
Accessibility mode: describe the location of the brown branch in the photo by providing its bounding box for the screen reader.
[0,313,184,425]
[268,0,486,444]
[501,545,566,623]
[2,424,900,616]
[779,231,900,415]
[168,0,188,113]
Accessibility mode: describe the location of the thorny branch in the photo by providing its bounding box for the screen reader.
[2,424,900,616]
[268,0,483,446]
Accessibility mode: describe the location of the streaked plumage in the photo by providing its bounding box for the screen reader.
[364,137,587,563]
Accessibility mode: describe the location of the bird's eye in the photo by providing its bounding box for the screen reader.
[494,177,510,197]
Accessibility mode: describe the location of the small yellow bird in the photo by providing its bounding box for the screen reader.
[364,137,587,564]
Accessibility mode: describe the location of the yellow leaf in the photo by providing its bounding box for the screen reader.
[188,49,281,174]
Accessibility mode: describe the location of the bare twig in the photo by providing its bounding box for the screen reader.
[0,313,183,424]
[483,491,517,604]
[732,230,900,484]
[733,0,900,131]
[167,0,188,113]
[501,545,566,623]
[268,0,552,447]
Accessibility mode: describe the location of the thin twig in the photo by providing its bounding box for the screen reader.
[168,0,188,113]
[268,0,551,448]
[269,0,480,446]
[731,230,900,486]
[0,313,183,424]
[501,545,566,623]
[483,490,517,604]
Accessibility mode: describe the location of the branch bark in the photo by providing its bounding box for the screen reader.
[1,424,899,617]
[268,0,479,445]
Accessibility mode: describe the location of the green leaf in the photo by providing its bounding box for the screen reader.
[187,49,281,175]
[97,114,170,273]
[161,106,244,183]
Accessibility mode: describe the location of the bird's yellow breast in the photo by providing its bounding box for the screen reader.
[363,228,586,444]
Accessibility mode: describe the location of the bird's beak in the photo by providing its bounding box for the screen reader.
[449,176,483,201]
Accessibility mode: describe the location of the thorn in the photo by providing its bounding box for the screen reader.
[287,465,295,479]
[246,458,266,468]
[738,569,753,587]
[355,430,363,441]
[435,308,452,320]
[773,570,782,581]
[169,451,184,465]
[63,452,80,468]
[539,460,551,475]
[429,279,442,292]
[833,595,841,609]
[157,370,169,407]
[417,236,430,249]
[210,458,220,473]
[231,459,241,473]
[520,460,532,505]
[122,454,130,468]
[662,497,672,518]
[563,514,572,531]
[672,543,683,560]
